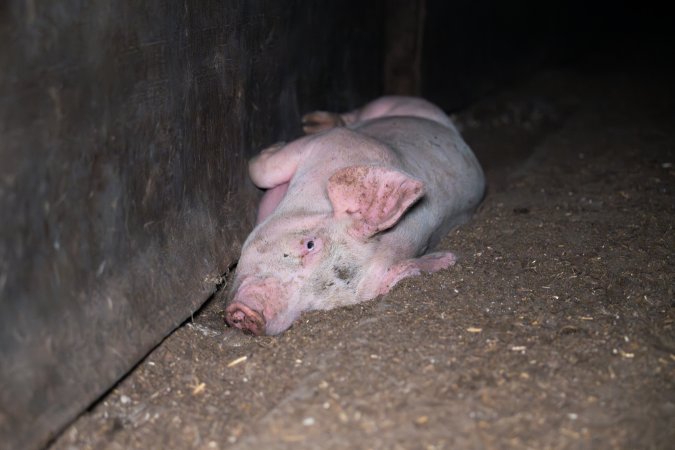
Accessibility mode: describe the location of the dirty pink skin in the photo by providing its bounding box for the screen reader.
[225,96,485,335]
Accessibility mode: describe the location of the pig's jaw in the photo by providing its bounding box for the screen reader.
[262,307,301,335]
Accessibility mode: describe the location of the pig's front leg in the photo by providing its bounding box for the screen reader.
[377,252,457,296]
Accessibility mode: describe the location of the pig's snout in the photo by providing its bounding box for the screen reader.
[225,302,265,336]
[225,277,292,335]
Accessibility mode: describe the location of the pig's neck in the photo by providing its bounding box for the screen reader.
[356,230,420,300]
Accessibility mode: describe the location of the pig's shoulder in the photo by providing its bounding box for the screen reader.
[310,126,394,159]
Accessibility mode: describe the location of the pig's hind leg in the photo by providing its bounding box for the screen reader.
[302,97,455,134]
[377,252,457,295]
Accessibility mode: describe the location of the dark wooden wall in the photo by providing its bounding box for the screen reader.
[0,1,383,448]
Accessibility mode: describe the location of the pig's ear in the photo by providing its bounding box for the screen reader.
[328,166,424,239]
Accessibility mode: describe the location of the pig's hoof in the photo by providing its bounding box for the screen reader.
[301,111,344,134]
[225,303,265,336]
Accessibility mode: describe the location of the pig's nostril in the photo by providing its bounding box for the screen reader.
[230,310,245,323]
[225,303,265,336]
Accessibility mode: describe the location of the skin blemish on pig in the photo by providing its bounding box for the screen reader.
[253,236,272,254]
[312,281,330,296]
[333,264,356,283]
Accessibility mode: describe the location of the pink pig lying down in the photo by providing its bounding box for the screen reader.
[225,96,485,335]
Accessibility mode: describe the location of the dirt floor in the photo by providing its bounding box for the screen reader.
[50,62,674,449]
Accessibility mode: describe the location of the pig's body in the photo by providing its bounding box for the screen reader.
[226,96,485,335]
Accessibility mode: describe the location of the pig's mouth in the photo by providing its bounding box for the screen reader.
[225,303,265,336]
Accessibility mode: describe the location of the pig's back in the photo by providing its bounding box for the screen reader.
[353,116,485,252]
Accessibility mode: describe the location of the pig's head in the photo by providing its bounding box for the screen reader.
[225,165,424,335]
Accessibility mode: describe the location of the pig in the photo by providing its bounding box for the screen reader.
[225,96,485,335]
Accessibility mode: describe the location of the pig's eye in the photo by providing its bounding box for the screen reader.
[300,237,322,259]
